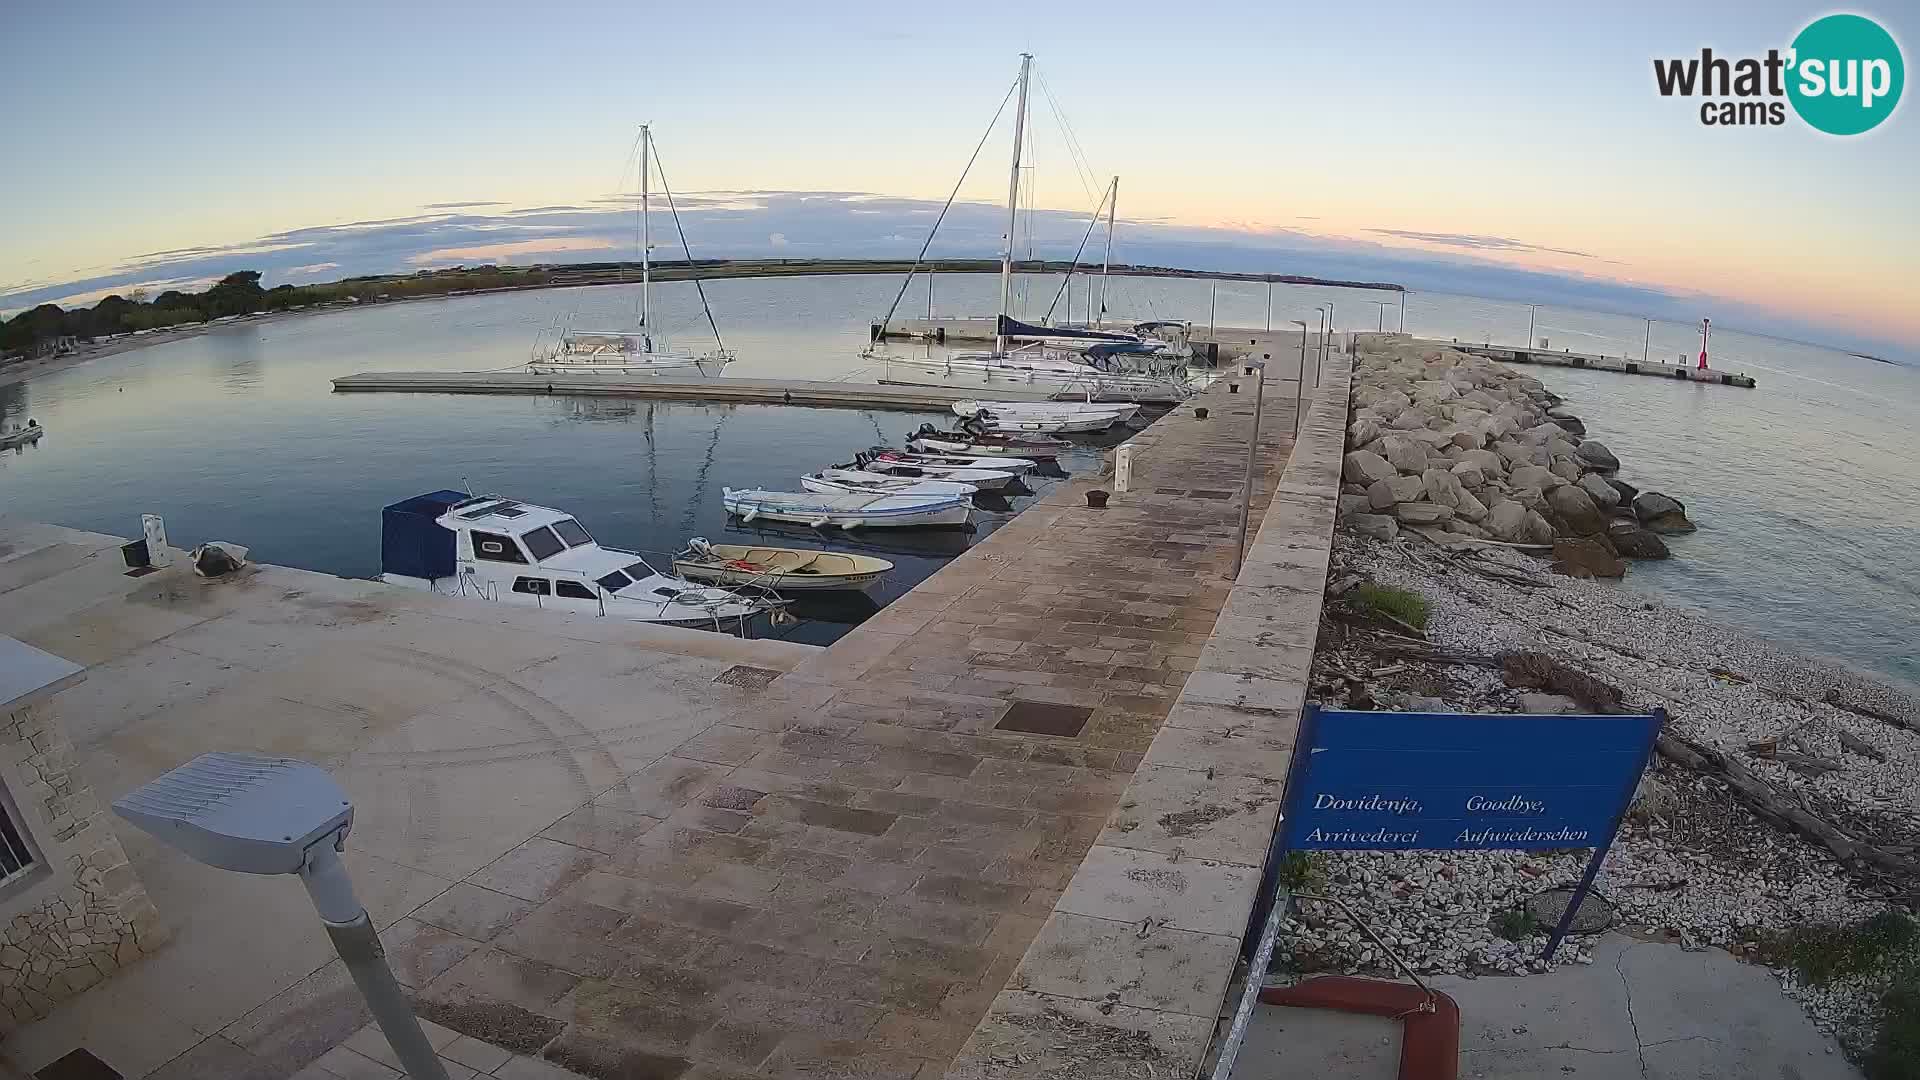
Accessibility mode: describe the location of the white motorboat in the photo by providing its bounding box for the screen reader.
[951,400,1140,423]
[723,487,971,529]
[864,448,1036,474]
[800,470,977,497]
[380,491,782,631]
[907,423,1069,459]
[881,351,1189,403]
[950,402,1131,433]
[672,538,892,592]
[527,125,733,378]
[845,453,1018,490]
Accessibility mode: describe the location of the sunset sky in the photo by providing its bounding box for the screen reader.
[3,0,1914,351]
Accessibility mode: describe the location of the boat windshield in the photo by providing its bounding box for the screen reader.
[552,518,592,548]
[623,560,654,580]
[596,570,631,591]
[522,526,565,561]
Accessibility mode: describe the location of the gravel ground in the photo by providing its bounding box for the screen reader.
[1289,529,1919,1057]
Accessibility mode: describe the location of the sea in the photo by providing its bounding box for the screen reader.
[2,273,1914,680]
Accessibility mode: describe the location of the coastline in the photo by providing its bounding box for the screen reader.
[1307,340,1920,1064]
[0,305,333,390]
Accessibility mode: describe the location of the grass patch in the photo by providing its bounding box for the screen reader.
[1492,907,1540,942]
[1278,852,1325,892]
[1349,584,1431,630]
[1873,973,1920,1080]
[1762,911,1918,987]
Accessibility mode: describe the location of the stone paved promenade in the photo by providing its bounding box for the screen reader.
[398,374,1303,1080]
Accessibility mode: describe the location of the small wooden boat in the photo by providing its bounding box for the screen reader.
[909,424,1068,459]
[723,487,972,529]
[1,421,44,450]
[672,538,892,592]
[951,400,1138,432]
[845,454,1017,490]
[864,448,1036,474]
[801,470,976,497]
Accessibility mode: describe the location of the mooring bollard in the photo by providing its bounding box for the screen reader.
[1086,490,1109,509]
[1195,407,1210,419]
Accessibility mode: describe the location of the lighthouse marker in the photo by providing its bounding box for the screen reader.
[1698,317,1711,371]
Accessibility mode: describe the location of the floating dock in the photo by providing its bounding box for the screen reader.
[1415,339,1758,388]
[329,371,1056,409]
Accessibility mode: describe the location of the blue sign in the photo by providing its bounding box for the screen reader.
[1280,707,1664,852]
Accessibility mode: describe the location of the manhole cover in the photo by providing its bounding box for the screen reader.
[996,701,1092,737]
[714,665,781,690]
[1524,886,1617,935]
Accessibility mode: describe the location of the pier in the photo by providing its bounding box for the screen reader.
[3,355,1354,1080]
[330,372,1057,410]
[1406,336,1759,388]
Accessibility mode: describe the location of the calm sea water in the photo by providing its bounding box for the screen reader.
[2,274,1915,679]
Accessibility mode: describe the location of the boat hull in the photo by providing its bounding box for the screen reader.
[525,357,733,377]
[880,358,1188,403]
[672,544,892,592]
[802,471,977,496]
[723,490,972,529]
[908,437,1062,460]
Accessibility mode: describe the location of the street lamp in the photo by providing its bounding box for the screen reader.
[1290,319,1309,433]
[1231,358,1266,581]
[1356,300,1388,332]
[1265,280,1273,332]
[1527,305,1538,349]
[115,754,450,1080]
[1398,292,1408,333]
[1315,304,1330,360]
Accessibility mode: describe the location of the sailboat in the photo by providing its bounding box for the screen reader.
[529,125,733,377]
[867,57,1192,403]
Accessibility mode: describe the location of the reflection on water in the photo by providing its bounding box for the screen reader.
[0,276,1915,674]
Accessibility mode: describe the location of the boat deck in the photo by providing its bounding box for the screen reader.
[331,372,1058,410]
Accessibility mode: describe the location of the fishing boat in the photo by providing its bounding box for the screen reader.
[844,453,1018,490]
[800,469,977,497]
[907,423,1068,459]
[723,488,972,529]
[672,538,892,592]
[951,401,1133,433]
[527,125,733,378]
[1,420,44,449]
[379,490,782,632]
[862,448,1037,474]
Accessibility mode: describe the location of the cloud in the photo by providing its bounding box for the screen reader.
[406,237,617,265]
[422,200,507,210]
[768,233,789,248]
[1366,229,1597,260]
[287,262,339,276]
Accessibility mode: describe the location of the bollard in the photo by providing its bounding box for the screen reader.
[1195,407,1209,420]
[1086,490,1109,509]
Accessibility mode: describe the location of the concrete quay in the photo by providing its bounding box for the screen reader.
[0,359,1332,1079]
[330,372,1056,410]
[1405,336,1759,388]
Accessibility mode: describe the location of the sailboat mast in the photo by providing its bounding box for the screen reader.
[996,53,1032,356]
[640,124,652,341]
[1097,176,1116,329]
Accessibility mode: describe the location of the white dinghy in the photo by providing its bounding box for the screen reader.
[951,399,1140,424]
[800,470,977,497]
[842,453,1017,491]
[863,448,1036,475]
[723,488,972,529]
[672,538,892,592]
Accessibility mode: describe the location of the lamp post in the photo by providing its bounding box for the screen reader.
[1643,318,1652,364]
[1209,282,1218,339]
[1356,300,1388,332]
[1316,305,1330,361]
[115,754,450,1080]
[1290,319,1309,435]
[1398,292,1407,333]
[1231,358,1266,581]
[1527,305,1538,349]
[1265,280,1273,332]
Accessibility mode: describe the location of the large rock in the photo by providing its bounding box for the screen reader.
[1553,536,1625,578]
[1549,414,1587,437]
[1577,473,1621,509]
[1367,474,1426,509]
[1547,484,1608,536]
[1509,465,1564,491]
[1485,500,1531,542]
[1606,477,1640,505]
[1608,521,1671,559]
[1343,450,1398,486]
[1454,488,1488,522]
[1633,491,1697,533]
[1420,467,1468,509]
[1388,410,1430,431]
[1348,418,1382,447]
[1393,502,1454,525]
[1380,435,1431,475]
[1349,514,1399,540]
[1576,440,1621,471]
[1495,440,1546,468]
[1522,510,1557,545]
[1338,494,1373,519]
[1549,457,1583,483]
[1450,461,1487,489]
[1459,448,1504,476]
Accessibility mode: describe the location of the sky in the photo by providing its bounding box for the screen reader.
[2,0,1915,357]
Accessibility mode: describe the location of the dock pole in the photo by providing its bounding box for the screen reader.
[1231,361,1265,581]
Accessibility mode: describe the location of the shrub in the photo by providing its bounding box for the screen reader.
[1350,584,1430,629]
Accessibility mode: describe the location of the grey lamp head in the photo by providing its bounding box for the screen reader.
[113,752,353,875]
